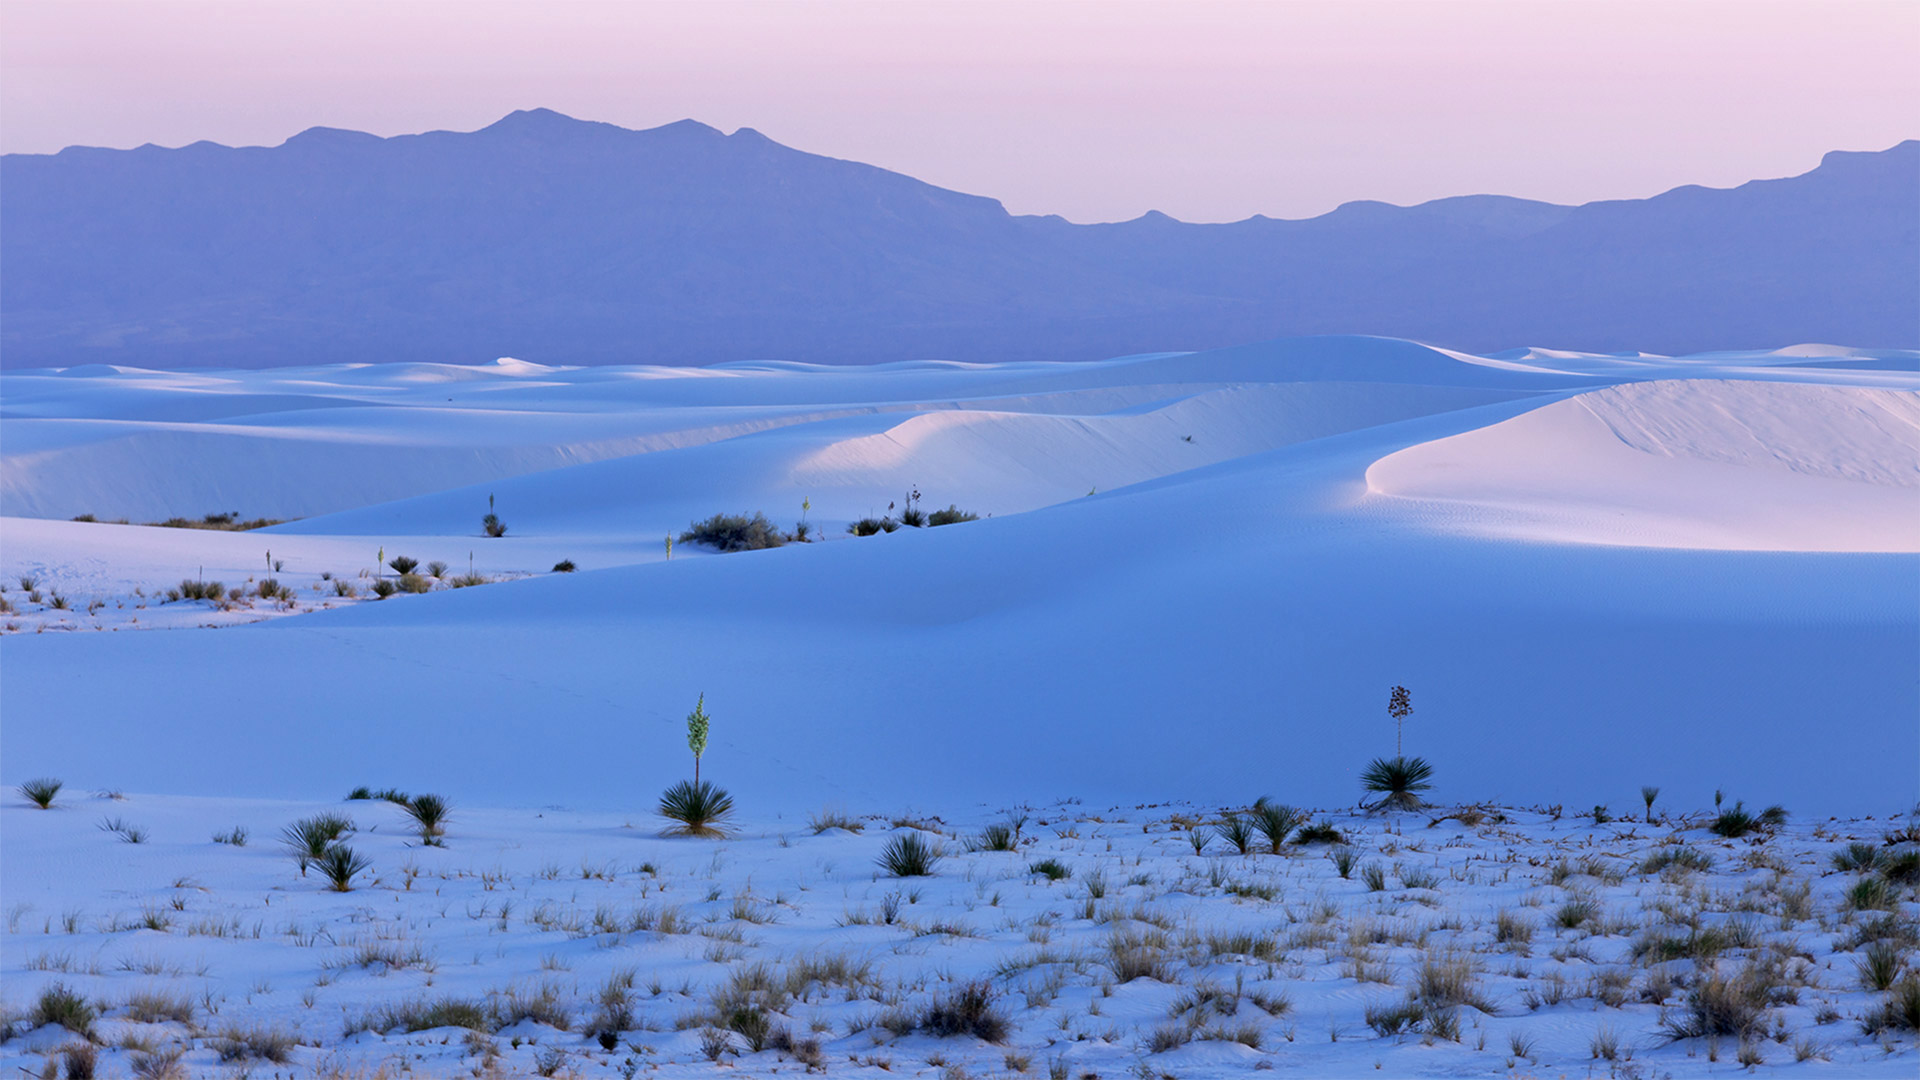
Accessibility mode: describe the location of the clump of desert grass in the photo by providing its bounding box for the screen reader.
[680,512,785,552]
[403,794,451,846]
[19,777,62,809]
[877,831,944,877]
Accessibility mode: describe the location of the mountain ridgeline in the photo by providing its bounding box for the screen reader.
[2,109,1913,368]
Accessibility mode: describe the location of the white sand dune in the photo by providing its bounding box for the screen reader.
[1368,379,1920,551]
[1,336,1912,819]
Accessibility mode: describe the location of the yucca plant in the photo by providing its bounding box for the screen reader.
[388,556,418,575]
[404,794,451,845]
[1251,800,1303,854]
[1215,813,1258,855]
[19,777,62,809]
[973,822,1017,852]
[1361,756,1434,811]
[658,779,736,838]
[877,831,944,877]
[319,845,372,892]
[281,815,352,875]
[1641,785,1661,822]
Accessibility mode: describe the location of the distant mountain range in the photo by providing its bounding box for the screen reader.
[2,109,1914,368]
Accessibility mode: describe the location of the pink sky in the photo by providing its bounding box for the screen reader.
[2,0,1914,223]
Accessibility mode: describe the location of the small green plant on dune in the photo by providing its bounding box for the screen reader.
[1215,813,1258,855]
[927,505,980,526]
[1642,785,1661,822]
[281,814,354,876]
[319,845,373,892]
[878,831,944,877]
[370,579,398,598]
[427,560,449,578]
[404,794,452,846]
[848,516,898,536]
[20,777,62,809]
[680,512,785,552]
[1252,798,1303,853]
[396,573,432,594]
[895,488,927,528]
[482,493,507,538]
[551,559,576,573]
[388,556,418,575]
[1711,801,1788,838]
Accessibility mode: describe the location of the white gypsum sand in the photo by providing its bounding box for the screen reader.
[1,334,1915,1075]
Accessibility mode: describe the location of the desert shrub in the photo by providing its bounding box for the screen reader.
[98,816,147,843]
[1859,940,1904,992]
[927,505,979,526]
[1106,928,1173,982]
[60,1042,96,1079]
[1416,951,1496,1013]
[1833,841,1881,873]
[1662,961,1777,1041]
[495,981,571,1030]
[175,579,226,602]
[1251,800,1302,853]
[426,560,449,578]
[123,989,194,1025]
[1361,863,1387,891]
[968,822,1016,851]
[877,831,944,877]
[32,983,94,1036]
[551,559,576,573]
[1028,858,1071,882]
[281,814,352,875]
[212,825,247,846]
[449,573,488,588]
[1213,813,1258,855]
[1640,846,1715,875]
[847,517,898,536]
[1361,756,1433,810]
[680,512,785,552]
[214,1024,295,1062]
[405,794,451,844]
[1556,898,1598,930]
[658,780,736,838]
[20,777,62,809]
[1294,820,1347,845]
[71,514,96,522]
[1882,847,1920,886]
[1861,977,1920,1034]
[920,981,1007,1042]
[351,996,492,1035]
[387,556,418,575]
[809,808,864,834]
[396,573,432,594]
[48,592,69,609]
[255,578,290,600]
[370,579,398,598]
[1496,909,1535,948]
[332,579,357,597]
[1330,847,1358,878]
[319,845,372,892]
[1711,802,1786,838]
[482,512,507,538]
[128,1049,184,1080]
[1848,875,1898,912]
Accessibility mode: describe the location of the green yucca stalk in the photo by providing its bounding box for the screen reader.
[686,694,711,784]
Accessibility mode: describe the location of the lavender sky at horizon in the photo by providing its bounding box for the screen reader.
[2,0,1914,223]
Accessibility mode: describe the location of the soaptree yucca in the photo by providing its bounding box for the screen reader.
[404,794,451,845]
[1361,756,1434,811]
[658,780,736,838]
